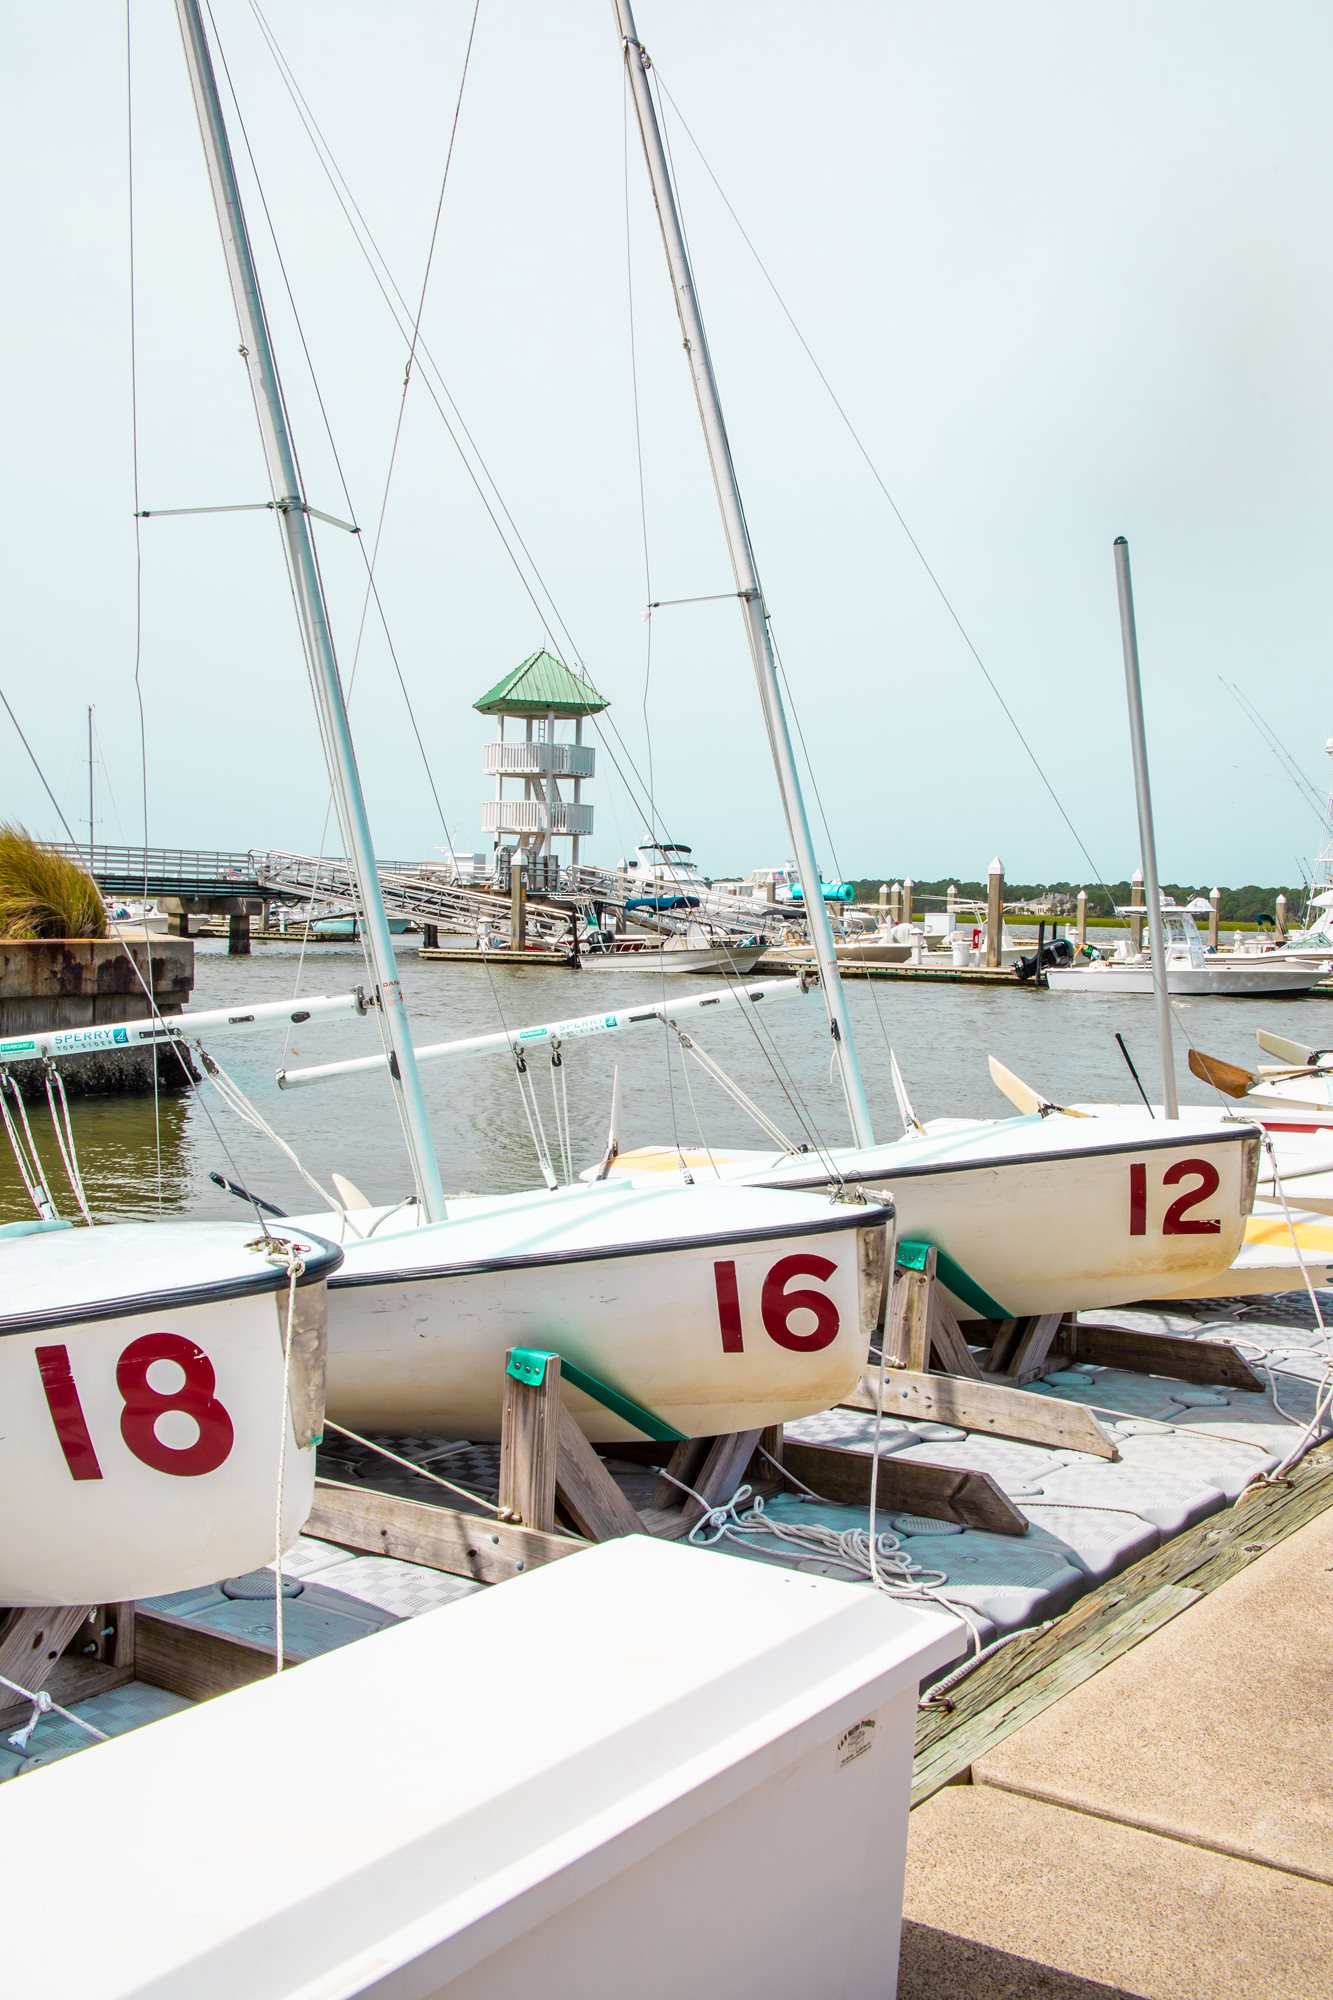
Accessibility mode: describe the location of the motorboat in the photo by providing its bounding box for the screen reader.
[1045,902,1325,995]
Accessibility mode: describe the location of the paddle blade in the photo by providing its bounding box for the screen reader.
[331,1171,373,1210]
[988,1054,1041,1114]
[1256,1029,1328,1067]
[986,1054,1095,1119]
[1187,1048,1254,1098]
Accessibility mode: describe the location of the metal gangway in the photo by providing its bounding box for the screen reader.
[255,851,574,944]
[562,863,794,943]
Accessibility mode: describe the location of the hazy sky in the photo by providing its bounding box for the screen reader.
[4,2,1331,889]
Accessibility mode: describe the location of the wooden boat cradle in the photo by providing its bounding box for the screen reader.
[0,1244,1279,1732]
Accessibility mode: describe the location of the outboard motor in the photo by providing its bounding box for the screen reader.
[1013,936,1074,983]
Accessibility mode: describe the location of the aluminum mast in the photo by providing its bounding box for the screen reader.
[1113,537,1178,1119]
[614,0,876,1148]
[174,0,447,1218]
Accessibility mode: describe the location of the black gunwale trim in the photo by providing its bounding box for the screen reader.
[759,1121,1258,1192]
[0,1233,343,1338]
[328,1198,890,1290]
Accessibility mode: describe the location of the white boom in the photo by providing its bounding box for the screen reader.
[278,977,810,1088]
[0,990,367,1066]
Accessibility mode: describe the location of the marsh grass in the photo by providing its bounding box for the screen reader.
[0,826,107,939]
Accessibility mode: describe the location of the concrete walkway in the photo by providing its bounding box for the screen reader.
[898,1506,1333,1998]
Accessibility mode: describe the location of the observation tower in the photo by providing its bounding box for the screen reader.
[474,651,607,876]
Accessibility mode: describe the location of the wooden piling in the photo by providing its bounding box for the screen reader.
[1208,887,1220,950]
[1276,892,1287,940]
[510,860,526,951]
[1075,888,1087,949]
[985,857,1004,970]
[228,910,251,956]
[1130,868,1144,952]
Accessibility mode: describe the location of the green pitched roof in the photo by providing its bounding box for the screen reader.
[473,650,609,718]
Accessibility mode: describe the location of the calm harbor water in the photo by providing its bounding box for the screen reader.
[7,940,1331,1226]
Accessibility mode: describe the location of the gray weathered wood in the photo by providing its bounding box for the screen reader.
[0,1604,92,1691]
[845,1370,1117,1459]
[0,1603,135,1731]
[1001,1311,1067,1384]
[498,1350,561,1531]
[306,1479,581,1583]
[911,1437,1333,1807]
[928,1290,985,1378]
[1057,1319,1264,1390]
[135,1607,290,1701]
[885,1260,933,1370]
[781,1438,1027,1535]
[553,1405,646,1541]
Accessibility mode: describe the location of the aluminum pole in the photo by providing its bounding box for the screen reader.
[614,0,875,1148]
[174,0,447,1218]
[1113,537,1178,1119]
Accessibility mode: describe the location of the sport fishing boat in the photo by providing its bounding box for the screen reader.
[172,0,891,1440]
[1046,903,1324,995]
[583,925,766,975]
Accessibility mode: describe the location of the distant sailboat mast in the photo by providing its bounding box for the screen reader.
[174,0,447,1220]
[615,0,876,1149]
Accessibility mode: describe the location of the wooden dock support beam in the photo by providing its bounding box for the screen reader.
[228,909,251,955]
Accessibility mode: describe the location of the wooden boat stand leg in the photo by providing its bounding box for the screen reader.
[0,1601,136,1735]
[852,1245,1118,1461]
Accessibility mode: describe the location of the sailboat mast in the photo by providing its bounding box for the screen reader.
[1113,537,1178,1120]
[173,0,447,1220]
[614,1,875,1148]
[87,706,94,870]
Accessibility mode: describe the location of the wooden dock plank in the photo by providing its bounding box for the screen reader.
[911,1437,1333,1806]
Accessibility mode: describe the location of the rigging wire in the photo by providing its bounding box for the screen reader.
[1222,678,1330,830]
[239,4,849,1170]
[649,64,1119,914]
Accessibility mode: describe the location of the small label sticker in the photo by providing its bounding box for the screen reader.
[837,1718,876,1770]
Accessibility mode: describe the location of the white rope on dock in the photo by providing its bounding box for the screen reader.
[2,1669,109,1754]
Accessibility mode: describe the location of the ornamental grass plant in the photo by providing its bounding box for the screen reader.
[0,825,107,939]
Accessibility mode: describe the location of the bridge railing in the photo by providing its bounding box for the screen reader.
[40,842,261,894]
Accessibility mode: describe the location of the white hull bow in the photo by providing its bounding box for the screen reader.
[0,1221,340,1606]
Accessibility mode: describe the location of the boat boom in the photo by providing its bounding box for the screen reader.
[0,990,368,1066]
[278,976,810,1088]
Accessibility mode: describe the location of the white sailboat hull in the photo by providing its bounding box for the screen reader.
[291,1182,886,1440]
[583,943,766,975]
[594,1114,1259,1319]
[0,1222,339,1606]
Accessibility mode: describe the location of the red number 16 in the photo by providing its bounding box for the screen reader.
[713,1253,841,1354]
